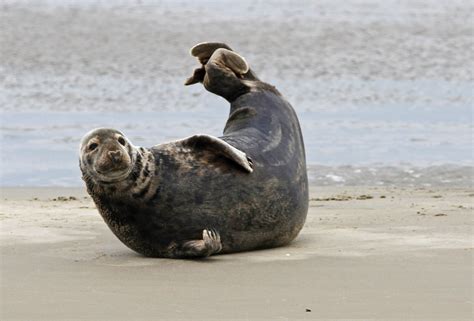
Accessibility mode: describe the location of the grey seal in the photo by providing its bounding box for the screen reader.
[79,42,308,258]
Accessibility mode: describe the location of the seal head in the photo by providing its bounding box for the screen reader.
[79,128,137,184]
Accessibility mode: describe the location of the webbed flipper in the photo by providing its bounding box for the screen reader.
[190,42,233,64]
[185,42,259,100]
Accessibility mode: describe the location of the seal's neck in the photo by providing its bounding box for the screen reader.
[126,147,157,200]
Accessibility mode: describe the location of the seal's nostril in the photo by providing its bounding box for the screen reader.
[108,150,122,163]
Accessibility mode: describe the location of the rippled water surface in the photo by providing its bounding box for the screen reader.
[1,0,472,186]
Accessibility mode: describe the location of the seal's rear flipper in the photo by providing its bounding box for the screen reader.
[178,134,254,173]
[185,42,233,85]
[190,42,233,64]
[185,48,249,86]
[184,67,206,85]
[185,42,259,91]
[167,229,222,259]
[208,48,249,75]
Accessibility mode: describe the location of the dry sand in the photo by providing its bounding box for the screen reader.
[1,186,472,320]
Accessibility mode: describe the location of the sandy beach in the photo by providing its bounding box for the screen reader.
[1,185,472,320]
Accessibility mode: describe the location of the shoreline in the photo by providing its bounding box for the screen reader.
[1,162,472,188]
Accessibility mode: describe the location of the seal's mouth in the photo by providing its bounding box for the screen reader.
[96,167,126,175]
[95,162,130,175]
[93,166,134,183]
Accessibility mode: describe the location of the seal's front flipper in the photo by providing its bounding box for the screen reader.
[168,229,222,259]
[178,134,254,173]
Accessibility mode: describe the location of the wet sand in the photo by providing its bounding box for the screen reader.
[1,186,472,320]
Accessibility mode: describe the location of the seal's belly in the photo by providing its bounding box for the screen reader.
[138,156,307,252]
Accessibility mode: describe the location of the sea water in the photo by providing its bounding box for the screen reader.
[1,0,472,186]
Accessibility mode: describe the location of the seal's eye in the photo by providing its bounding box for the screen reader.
[89,143,98,151]
[118,137,126,146]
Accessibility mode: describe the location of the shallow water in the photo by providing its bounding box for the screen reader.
[1,0,472,186]
[1,99,471,186]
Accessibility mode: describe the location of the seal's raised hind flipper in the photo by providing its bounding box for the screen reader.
[208,48,249,75]
[185,42,259,95]
[177,134,254,173]
[185,42,233,85]
[190,42,233,64]
[166,229,222,259]
[185,47,249,85]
